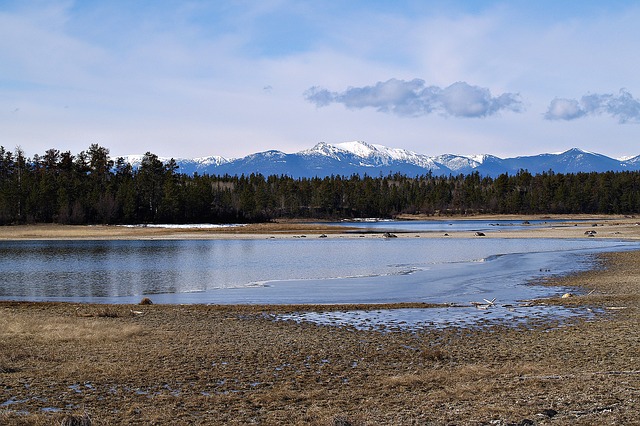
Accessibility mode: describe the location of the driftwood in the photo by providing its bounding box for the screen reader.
[522,370,640,380]
[470,298,496,309]
[74,308,94,318]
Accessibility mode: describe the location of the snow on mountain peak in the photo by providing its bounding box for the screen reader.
[433,154,482,171]
[334,141,377,157]
[310,141,442,170]
[191,155,230,167]
[301,142,345,159]
[119,142,640,178]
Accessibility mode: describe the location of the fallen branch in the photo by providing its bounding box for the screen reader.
[521,370,640,380]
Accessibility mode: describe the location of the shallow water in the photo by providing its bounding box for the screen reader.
[276,305,606,332]
[0,237,637,306]
[331,218,588,233]
[2,234,638,329]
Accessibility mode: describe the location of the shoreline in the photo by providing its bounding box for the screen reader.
[1,214,640,240]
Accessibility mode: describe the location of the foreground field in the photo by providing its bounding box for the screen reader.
[1,250,639,425]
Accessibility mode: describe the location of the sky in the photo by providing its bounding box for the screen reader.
[2,0,640,160]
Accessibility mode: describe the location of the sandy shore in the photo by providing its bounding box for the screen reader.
[1,250,639,424]
[1,215,640,240]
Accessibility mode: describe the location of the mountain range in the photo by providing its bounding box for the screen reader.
[121,141,640,178]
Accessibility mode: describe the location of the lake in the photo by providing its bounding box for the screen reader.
[330,218,591,232]
[1,232,638,307]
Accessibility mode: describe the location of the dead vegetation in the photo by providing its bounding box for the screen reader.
[1,250,639,425]
[0,307,143,342]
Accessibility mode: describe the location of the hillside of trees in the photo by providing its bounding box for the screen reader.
[0,144,639,225]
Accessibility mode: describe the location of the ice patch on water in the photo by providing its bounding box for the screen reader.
[276,304,605,332]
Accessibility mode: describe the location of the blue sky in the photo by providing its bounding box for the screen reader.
[2,0,640,159]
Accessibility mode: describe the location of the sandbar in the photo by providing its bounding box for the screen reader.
[1,214,640,240]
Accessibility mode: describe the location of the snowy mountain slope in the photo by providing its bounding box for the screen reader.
[301,141,446,172]
[624,154,640,166]
[432,154,481,174]
[120,143,640,178]
[473,148,627,176]
[211,143,437,178]
[119,154,230,175]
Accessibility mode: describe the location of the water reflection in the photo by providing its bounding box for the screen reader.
[0,238,638,304]
[332,218,588,233]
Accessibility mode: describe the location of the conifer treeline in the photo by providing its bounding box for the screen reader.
[0,144,639,225]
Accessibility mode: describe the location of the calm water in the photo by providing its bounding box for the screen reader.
[331,218,589,233]
[1,236,638,305]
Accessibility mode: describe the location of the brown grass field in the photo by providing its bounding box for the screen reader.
[1,218,640,425]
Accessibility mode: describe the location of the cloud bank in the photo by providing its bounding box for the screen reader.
[304,79,523,118]
[545,89,640,123]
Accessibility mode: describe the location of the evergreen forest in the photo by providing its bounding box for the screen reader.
[0,144,639,225]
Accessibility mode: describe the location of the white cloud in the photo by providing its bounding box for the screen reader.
[304,80,523,118]
[544,98,586,121]
[545,90,640,123]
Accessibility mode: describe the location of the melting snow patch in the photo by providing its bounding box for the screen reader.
[275,305,603,332]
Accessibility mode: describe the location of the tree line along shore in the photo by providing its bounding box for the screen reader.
[2,144,640,226]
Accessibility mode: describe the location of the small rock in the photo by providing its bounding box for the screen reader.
[474,232,486,237]
[561,293,574,299]
[332,416,352,426]
[540,408,558,418]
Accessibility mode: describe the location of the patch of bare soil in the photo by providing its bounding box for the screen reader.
[0,222,358,240]
[1,251,639,425]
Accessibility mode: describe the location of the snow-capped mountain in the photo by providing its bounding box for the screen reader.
[432,154,482,174]
[471,148,628,177]
[300,141,445,172]
[119,142,639,178]
[120,154,230,175]
[624,154,640,167]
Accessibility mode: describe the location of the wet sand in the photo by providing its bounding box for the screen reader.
[1,217,639,424]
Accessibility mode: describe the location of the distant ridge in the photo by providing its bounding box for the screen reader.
[120,142,637,178]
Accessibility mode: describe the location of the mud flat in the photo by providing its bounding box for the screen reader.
[1,249,639,425]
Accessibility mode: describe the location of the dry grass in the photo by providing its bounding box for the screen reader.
[0,411,92,426]
[0,309,143,342]
[59,412,92,426]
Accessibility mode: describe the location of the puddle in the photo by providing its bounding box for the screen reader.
[1,397,29,407]
[275,304,605,332]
